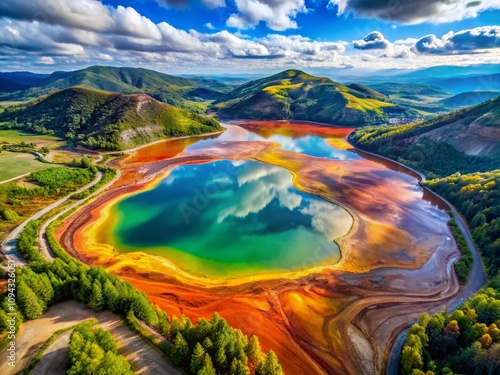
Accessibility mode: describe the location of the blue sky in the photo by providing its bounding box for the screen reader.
[0,0,499,73]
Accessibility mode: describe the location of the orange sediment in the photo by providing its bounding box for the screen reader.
[56,121,462,375]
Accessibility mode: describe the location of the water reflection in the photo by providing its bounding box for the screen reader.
[110,160,352,275]
[186,124,361,160]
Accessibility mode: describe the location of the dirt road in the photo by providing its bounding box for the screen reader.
[0,301,180,375]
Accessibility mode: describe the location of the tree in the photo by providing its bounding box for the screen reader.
[400,346,423,375]
[80,156,93,168]
[480,334,493,349]
[198,353,216,375]
[17,281,44,319]
[247,335,264,367]
[190,343,206,374]
[260,350,284,375]
[230,357,250,375]
[89,280,104,311]
[171,332,189,366]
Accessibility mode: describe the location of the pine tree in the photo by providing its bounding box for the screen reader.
[261,350,284,375]
[17,281,44,319]
[89,280,104,312]
[172,332,190,366]
[190,342,206,374]
[198,353,216,375]
[230,357,250,375]
[247,335,264,367]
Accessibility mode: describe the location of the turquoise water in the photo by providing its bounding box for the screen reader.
[109,160,352,277]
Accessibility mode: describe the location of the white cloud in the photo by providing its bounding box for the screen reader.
[201,0,225,9]
[38,56,55,64]
[328,0,500,25]
[0,0,498,73]
[226,0,307,31]
[394,38,418,45]
[353,31,389,50]
[414,26,500,54]
[204,22,216,30]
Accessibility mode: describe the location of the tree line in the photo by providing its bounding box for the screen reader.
[0,214,284,375]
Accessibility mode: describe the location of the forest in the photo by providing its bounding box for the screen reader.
[67,321,133,375]
[397,165,499,374]
[350,109,500,374]
[0,209,284,375]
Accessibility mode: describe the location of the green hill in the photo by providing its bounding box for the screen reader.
[347,83,387,101]
[349,97,500,177]
[213,70,412,126]
[437,91,500,108]
[0,66,233,112]
[0,87,222,150]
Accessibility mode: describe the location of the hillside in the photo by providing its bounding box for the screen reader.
[349,97,500,176]
[430,73,500,94]
[0,66,233,112]
[0,87,222,150]
[213,70,414,126]
[437,91,499,108]
[368,82,452,114]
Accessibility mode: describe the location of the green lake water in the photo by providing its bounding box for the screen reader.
[106,159,352,278]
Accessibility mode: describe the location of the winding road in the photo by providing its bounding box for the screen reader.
[0,171,103,266]
[38,169,122,261]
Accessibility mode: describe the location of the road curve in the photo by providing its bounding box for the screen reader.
[0,171,103,266]
[38,169,121,261]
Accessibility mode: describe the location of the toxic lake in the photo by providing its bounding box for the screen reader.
[59,120,459,375]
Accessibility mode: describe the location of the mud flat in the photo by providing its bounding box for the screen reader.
[56,122,464,374]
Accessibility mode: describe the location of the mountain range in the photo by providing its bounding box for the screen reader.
[0,87,222,150]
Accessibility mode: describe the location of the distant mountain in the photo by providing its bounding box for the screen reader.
[404,64,500,80]
[0,78,31,93]
[213,69,413,126]
[0,71,50,88]
[428,73,500,94]
[0,87,222,150]
[0,66,233,112]
[437,91,500,108]
[351,96,500,171]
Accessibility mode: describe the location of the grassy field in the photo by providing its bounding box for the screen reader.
[341,92,395,113]
[0,152,56,181]
[0,129,62,144]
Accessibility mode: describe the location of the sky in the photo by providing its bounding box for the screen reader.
[0,0,499,74]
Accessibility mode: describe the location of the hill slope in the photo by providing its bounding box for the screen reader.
[0,87,222,150]
[436,91,499,108]
[213,70,414,126]
[349,97,500,177]
[0,66,233,112]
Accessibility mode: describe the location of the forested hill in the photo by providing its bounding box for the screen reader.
[0,66,233,112]
[213,69,416,126]
[349,97,500,177]
[0,87,222,150]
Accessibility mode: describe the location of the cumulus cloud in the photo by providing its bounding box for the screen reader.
[0,0,498,72]
[0,0,113,32]
[328,0,500,24]
[353,31,389,50]
[201,0,225,9]
[226,0,307,31]
[414,26,500,54]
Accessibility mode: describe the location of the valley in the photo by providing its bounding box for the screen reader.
[0,64,498,375]
[51,121,474,374]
